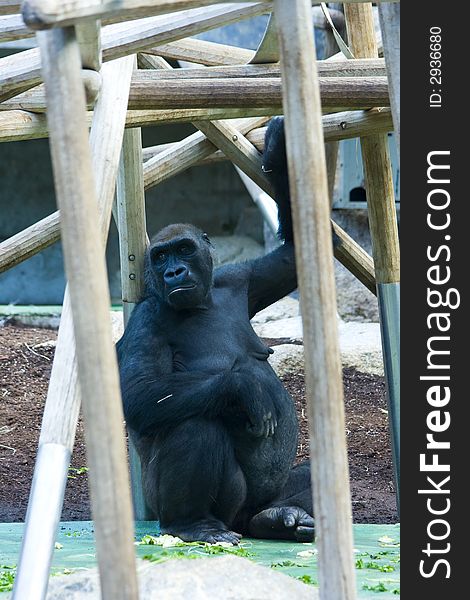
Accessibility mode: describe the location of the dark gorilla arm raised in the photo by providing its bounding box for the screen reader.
[246,117,296,317]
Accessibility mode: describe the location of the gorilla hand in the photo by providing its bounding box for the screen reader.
[231,374,278,439]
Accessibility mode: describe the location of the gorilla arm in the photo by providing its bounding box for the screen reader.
[247,116,297,318]
[117,300,277,437]
[116,300,239,436]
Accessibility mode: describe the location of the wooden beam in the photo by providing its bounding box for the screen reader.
[76,18,102,71]
[378,2,400,154]
[125,75,389,110]
[1,70,388,112]
[344,0,400,509]
[35,27,138,598]
[20,1,399,29]
[22,0,272,30]
[0,1,21,16]
[135,57,386,78]
[275,1,357,599]
[147,37,255,65]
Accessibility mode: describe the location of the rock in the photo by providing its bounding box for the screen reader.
[41,556,317,600]
[251,297,299,326]
[267,322,384,377]
[268,344,305,377]
[254,316,303,344]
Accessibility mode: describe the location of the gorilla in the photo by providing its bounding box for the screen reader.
[117,117,315,544]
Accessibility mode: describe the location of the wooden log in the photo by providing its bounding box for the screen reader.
[344,0,400,509]
[142,107,393,162]
[0,13,30,42]
[0,211,60,273]
[1,72,388,113]
[344,3,399,283]
[36,27,137,599]
[76,18,102,72]
[275,2,357,600]
[147,37,255,65]
[20,0,399,29]
[379,2,400,154]
[0,1,20,16]
[0,107,282,142]
[125,75,389,109]
[1,2,269,101]
[135,57,385,79]
[116,115,149,521]
[117,134,147,305]
[22,0,272,29]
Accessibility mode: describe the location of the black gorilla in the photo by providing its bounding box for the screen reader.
[117,117,314,544]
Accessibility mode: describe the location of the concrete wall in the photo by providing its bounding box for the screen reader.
[0,124,263,305]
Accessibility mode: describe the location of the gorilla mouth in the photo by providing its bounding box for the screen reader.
[168,284,196,296]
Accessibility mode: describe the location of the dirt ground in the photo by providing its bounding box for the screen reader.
[0,324,397,524]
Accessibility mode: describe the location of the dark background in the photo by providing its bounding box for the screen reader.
[401,2,466,597]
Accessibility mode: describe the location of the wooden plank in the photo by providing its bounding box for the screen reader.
[147,37,255,65]
[76,18,102,71]
[379,2,400,154]
[142,107,393,159]
[1,2,269,102]
[100,3,272,60]
[0,211,60,273]
[1,71,388,112]
[22,0,272,29]
[116,119,149,520]
[0,13,30,42]
[20,1,399,29]
[125,74,389,109]
[36,28,137,598]
[344,2,399,283]
[134,57,386,79]
[274,1,357,600]
[0,1,20,16]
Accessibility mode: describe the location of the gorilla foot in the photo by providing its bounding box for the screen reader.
[248,506,315,542]
[161,518,242,545]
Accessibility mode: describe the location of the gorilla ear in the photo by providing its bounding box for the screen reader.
[202,232,214,248]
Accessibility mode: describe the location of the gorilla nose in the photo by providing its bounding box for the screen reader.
[164,265,189,286]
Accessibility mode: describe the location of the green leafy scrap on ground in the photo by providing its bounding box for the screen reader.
[67,467,89,479]
[0,566,16,593]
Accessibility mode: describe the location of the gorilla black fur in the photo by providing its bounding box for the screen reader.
[117,117,315,544]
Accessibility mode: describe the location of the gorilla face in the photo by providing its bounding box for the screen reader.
[145,224,214,310]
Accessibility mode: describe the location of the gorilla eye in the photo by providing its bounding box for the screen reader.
[154,251,167,263]
[178,244,194,256]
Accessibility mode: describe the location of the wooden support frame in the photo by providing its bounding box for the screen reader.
[275,1,357,599]
[344,0,400,508]
[12,48,138,600]
[0,2,270,101]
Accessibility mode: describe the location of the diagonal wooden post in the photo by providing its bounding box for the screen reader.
[12,35,138,600]
[274,1,356,599]
[344,1,400,509]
